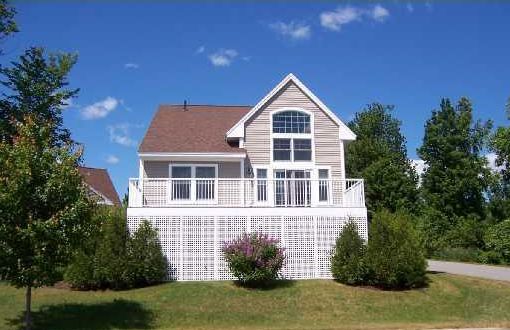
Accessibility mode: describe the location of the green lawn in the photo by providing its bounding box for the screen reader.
[1,273,510,330]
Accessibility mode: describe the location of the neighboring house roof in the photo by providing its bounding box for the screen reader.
[226,73,356,141]
[78,166,121,206]
[139,105,251,154]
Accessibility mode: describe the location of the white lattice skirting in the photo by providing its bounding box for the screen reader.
[127,208,367,281]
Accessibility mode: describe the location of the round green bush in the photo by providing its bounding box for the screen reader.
[484,220,510,264]
[222,233,285,286]
[126,220,168,286]
[331,221,368,285]
[365,210,427,289]
[64,250,96,290]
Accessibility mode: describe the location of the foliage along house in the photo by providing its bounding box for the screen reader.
[79,166,121,206]
[127,74,367,280]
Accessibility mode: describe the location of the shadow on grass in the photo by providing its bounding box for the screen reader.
[7,299,154,330]
[333,276,431,292]
[233,279,296,291]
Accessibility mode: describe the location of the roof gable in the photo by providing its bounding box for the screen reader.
[226,73,356,141]
[78,166,121,206]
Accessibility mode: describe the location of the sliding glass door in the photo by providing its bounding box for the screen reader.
[274,169,311,207]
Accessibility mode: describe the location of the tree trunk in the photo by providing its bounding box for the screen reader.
[25,286,32,330]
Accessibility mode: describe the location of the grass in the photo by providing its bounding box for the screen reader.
[1,273,510,330]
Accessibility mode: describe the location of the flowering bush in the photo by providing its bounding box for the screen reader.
[222,233,285,285]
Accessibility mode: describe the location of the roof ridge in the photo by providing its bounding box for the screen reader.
[159,104,252,108]
[79,166,107,171]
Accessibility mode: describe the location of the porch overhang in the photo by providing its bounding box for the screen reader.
[138,152,246,162]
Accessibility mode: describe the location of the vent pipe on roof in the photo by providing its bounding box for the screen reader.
[183,100,188,111]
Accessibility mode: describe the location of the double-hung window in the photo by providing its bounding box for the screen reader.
[272,111,312,162]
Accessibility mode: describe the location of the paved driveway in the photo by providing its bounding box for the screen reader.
[428,260,510,282]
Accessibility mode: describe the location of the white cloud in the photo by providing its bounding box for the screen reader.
[320,4,390,31]
[60,98,74,110]
[486,152,505,172]
[320,6,363,31]
[106,155,120,164]
[410,159,427,178]
[195,46,205,54]
[81,97,119,120]
[124,63,139,69]
[406,3,414,13]
[107,123,137,147]
[270,21,311,40]
[208,49,238,67]
[371,4,390,22]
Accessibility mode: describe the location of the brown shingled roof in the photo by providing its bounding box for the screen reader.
[138,105,251,153]
[78,166,121,206]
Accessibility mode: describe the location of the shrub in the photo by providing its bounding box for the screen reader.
[331,221,368,285]
[93,208,130,290]
[65,208,167,290]
[223,233,285,286]
[65,250,96,290]
[365,210,427,289]
[127,220,168,286]
[484,220,510,264]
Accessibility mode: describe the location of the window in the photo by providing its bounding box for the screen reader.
[319,169,329,202]
[170,165,217,201]
[273,111,310,133]
[273,139,291,161]
[272,110,313,162]
[293,139,312,161]
[195,166,215,200]
[256,169,267,202]
[273,138,312,162]
[171,166,192,200]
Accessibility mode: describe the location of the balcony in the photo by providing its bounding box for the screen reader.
[128,178,365,208]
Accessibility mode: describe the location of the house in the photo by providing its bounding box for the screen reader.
[127,73,367,281]
[79,166,121,207]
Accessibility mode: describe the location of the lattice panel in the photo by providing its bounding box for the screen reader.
[128,213,367,281]
[250,216,282,241]
[316,217,345,278]
[216,216,248,280]
[181,216,215,280]
[217,181,241,206]
[282,216,315,279]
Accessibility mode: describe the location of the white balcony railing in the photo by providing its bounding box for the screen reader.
[128,178,365,208]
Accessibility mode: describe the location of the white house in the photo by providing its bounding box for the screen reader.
[127,73,367,281]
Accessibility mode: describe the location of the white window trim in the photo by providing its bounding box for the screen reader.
[317,166,332,205]
[253,165,270,206]
[168,163,219,205]
[269,108,315,165]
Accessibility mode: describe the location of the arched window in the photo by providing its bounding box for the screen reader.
[272,111,311,134]
[272,110,312,162]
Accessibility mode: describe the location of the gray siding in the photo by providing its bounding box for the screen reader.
[143,161,241,178]
[244,81,343,177]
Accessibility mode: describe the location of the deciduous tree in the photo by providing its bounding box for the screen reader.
[0,117,92,330]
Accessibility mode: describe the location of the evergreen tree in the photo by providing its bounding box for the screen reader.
[417,98,492,251]
[346,103,419,216]
[0,47,78,145]
[0,0,17,55]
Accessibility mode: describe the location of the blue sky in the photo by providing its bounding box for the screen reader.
[4,1,510,197]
